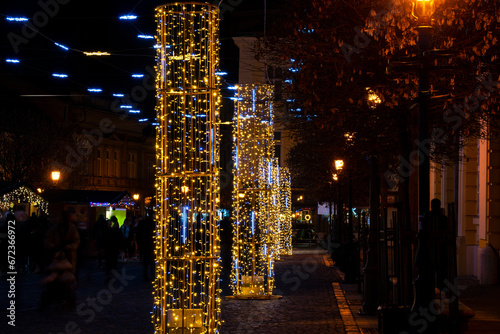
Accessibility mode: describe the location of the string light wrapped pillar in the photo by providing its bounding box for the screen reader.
[257,157,280,296]
[230,84,280,299]
[154,3,221,333]
[280,167,293,256]
[270,159,281,261]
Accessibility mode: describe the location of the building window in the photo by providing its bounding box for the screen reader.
[114,150,120,177]
[105,149,111,177]
[96,149,102,176]
[147,160,154,181]
[275,145,281,166]
[128,152,137,179]
[80,156,89,175]
[274,131,281,143]
[274,131,282,166]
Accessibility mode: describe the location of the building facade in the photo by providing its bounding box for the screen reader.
[431,123,500,285]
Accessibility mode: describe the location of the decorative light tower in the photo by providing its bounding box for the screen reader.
[153,3,221,333]
[279,167,292,256]
[231,84,280,299]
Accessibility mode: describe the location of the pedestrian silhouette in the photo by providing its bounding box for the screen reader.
[103,216,123,283]
[136,216,156,281]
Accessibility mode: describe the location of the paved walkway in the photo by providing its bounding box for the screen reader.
[456,284,500,334]
[1,247,349,334]
[1,260,154,334]
[220,247,347,333]
[3,247,499,334]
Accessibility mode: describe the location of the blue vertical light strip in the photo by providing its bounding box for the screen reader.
[252,88,256,114]
[235,146,238,169]
[162,46,166,84]
[182,206,188,244]
[251,211,255,235]
[234,260,238,284]
[211,128,214,164]
[268,160,272,185]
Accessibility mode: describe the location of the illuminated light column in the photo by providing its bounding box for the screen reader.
[153,3,221,334]
[258,157,280,270]
[270,159,281,261]
[280,167,293,256]
[230,84,281,299]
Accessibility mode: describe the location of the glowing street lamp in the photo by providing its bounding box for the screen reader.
[51,171,61,183]
[335,159,344,172]
[412,0,436,23]
[133,193,140,201]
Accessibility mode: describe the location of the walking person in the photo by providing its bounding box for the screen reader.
[120,218,132,260]
[42,209,80,309]
[92,214,107,268]
[103,216,123,283]
[136,216,156,281]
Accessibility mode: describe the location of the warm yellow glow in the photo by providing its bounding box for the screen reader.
[366,88,381,107]
[297,195,303,201]
[37,188,43,193]
[0,185,48,214]
[231,84,282,298]
[280,168,292,256]
[332,174,339,181]
[51,171,60,181]
[154,3,221,333]
[412,0,435,20]
[83,51,111,56]
[335,160,344,171]
[133,193,140,201]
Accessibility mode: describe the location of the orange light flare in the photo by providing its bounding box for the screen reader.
[412,0,436,22]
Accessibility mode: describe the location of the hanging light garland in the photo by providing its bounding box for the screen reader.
[0,185,48,214]
[153,3,221,333]
[230,83,281,299]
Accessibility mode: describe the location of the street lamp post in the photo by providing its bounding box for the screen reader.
[332,160,344,262]
[335,159,356,283]
[412,1,438,334]
[414,0,433,222]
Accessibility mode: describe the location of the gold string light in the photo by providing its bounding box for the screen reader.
[153,3,221,333]
[230,84,281,299]
[0,185,48,214]
[279,167,292,256]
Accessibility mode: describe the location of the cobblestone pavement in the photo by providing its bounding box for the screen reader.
[1,247,347,334]
[1,260,155,334]
[220,247,346,334]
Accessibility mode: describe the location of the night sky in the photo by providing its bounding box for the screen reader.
[1,0,282,119]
